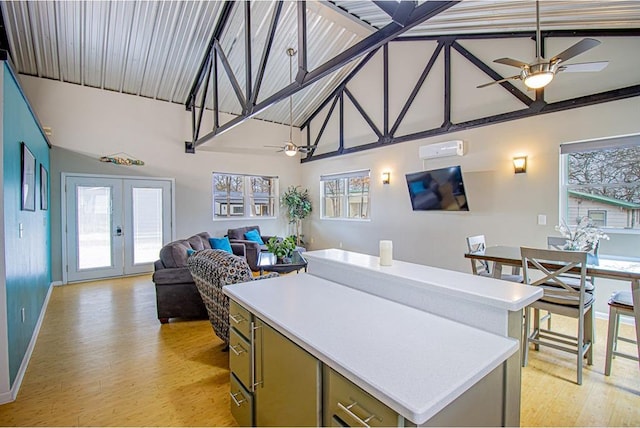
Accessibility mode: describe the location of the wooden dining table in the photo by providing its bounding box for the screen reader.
[465,245,640,366]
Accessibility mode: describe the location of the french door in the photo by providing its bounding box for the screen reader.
[64,175,173,282]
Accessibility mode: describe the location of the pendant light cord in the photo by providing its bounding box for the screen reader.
[535,0,541,59]
[288,48,295,143]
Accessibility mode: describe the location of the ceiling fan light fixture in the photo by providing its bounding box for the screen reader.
[284,143,297,157]
[524,71,554,89]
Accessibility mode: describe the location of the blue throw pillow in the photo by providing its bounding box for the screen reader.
[409,181,426,194]
[244,229,264,245]
[186,248,196,257]
[209,237,233,254]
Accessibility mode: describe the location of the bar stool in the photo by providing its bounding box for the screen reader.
[604,290,638,376]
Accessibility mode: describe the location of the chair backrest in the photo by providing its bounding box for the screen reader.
[520,247,589,303]
[188,249,253,344]
[466,235,490,275]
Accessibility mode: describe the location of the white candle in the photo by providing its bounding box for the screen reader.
[379,240,393,266]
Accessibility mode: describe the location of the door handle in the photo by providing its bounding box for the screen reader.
[115,226,123,236]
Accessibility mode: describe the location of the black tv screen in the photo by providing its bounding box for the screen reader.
[405,166,469,211]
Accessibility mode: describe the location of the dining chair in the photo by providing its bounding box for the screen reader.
[604,290,638,375]
[520,247,594,385]
[547,236,597,342]
[547,236,598,292]
[466,235,522,282]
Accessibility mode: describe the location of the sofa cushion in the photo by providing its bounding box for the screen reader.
[244,229,264,245]
[159,233,212,268]
[228,226,260,241]
[187,232,211,251]
[159,241,191,268]
[209,236,233,253]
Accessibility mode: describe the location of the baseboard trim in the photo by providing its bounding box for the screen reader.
[51,280,63,287]
[0,282,54,404]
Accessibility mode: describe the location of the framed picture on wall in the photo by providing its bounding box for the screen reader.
[40,164,49,210]
[21,142,36,211]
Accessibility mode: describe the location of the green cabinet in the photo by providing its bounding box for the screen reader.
[323,368,399,427]
[228,300,321,427]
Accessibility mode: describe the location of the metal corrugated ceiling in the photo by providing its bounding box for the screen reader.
[329,1,640,34]
[2,1,640,127]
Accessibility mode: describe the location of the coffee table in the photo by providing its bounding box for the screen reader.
[258,250,307,274]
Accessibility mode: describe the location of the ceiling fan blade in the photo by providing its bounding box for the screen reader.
[493,58,529,68]
[559,61,609,73]
[477,75,521,89]
[550,38,601,64]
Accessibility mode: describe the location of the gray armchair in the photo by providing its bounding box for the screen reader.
[227,225,279,271]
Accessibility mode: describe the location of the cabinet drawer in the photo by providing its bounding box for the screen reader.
[230,373,253,427]
[229,328,251,389]
[229,300,252,339]
[324,368,398,427]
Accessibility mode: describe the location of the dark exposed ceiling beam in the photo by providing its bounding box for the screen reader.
[190,1,460,149]
[0,8,11,58]
[301,84,640,163]
[186,1,234,110]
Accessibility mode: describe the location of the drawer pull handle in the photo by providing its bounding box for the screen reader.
[229,344,246,356]
[230,390,246,407]
[250,322,263,391]
[337,401,381,427]
[230,313,246,324]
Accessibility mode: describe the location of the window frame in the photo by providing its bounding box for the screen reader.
[559,133,640,234]
[212,172,279,220]
[320,169,371,221]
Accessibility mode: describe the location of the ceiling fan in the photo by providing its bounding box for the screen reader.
[477,0,608,90]
[265,48,317,156]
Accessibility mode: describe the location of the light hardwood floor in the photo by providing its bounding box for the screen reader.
[0,274,638,426]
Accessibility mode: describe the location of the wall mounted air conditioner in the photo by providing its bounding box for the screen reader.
[419,140,465,159]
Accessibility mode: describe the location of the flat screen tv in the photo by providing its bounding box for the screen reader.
[405,165,469,211]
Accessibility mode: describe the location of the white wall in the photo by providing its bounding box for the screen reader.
[300,97,640,315]
[298,36,640,316]
[19,76,302,282]
[17,36,640,315]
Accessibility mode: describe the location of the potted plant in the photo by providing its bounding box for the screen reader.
[266,236,297,263]
[555,216,609,263]
[281,186,312,246]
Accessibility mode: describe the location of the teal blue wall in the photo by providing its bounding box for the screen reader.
[2,62,51,385]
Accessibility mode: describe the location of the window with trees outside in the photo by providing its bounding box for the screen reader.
[213,173,278,219]
[320,170,370,220]
[560,134,640,231]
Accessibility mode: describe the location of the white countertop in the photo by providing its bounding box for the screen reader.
[224,273,518,424]
[304,249,541,311]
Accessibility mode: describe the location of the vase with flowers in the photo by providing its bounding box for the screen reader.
[555,216,609,263]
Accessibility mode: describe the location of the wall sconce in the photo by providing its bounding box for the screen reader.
[382,171,391,185]
[513,156,527,174]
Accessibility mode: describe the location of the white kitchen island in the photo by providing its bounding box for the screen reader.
[223,249,542,426]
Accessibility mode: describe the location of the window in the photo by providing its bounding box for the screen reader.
[320,170,370,220]
[213,173,278,219]
[587,210,607,227]
[560,134,640,230]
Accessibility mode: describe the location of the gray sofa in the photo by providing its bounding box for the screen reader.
[152,232,246,323]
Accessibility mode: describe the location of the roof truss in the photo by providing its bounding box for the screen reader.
[300,29,640,162]
[185,0,460,153]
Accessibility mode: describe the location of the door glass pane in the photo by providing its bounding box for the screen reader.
[132,187,163,264]
[77,186,111,269]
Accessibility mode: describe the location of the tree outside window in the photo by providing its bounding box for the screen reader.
[320,170,370,220]
[563,144,640,230]
[213,173,277,219]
